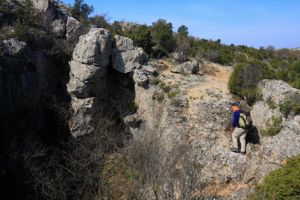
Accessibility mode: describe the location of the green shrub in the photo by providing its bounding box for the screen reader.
[279,93,300,117]
[248,155,300,200]
[152,91,165,102]
[266,96,276,109]
[14,18,29,42]
[149,77,161,85]
[228,59,271,105]
[260,116,283,136]
[70,0,94,26]
[159,82,171,93]
[167,90,180,98]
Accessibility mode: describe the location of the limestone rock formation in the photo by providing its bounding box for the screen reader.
[67,28,112,137]
[66,16,84,45]
[73,28,112,67]
[171,60,199,75]
[251,79,299,131]
[112,35,148,73]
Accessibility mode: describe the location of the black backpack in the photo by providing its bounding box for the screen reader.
[238,110,253,129]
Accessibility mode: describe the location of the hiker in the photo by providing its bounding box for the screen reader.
[229,102,252,154]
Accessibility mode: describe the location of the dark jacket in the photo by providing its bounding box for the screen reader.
[232,110,240,128]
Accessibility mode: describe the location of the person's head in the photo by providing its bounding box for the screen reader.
[230,102,240,112]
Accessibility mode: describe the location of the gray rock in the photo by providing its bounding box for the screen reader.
[67,61,107,98]
[251,101,283,132]
[17,0,56,19]
[73,28,112,67]
[3,38,26,56]
[258,79,299,104]
[142,65,157,75]
[112,35,148,73]
[51,18,66,37]
[172,51,188,62]
[252,79,300,132]
[66,16,84,47]
[171,60,199,75]
[133,69,148,87]
[68,96,99,137]
[69,60,107,82]
[114,35,134,52]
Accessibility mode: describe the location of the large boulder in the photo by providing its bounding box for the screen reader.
[171,60,199,75]
[251,79,299,132]
[172,51,188,63]
[67,28,113,137]
[66,16,85,47]
[67,60,107,98]
[73,28,112,67]
[259,79,299,104]
[112,35,148,73]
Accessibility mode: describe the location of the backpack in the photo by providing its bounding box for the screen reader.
[238,110,252,129]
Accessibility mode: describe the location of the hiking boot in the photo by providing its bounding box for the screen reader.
[230,148,240,153]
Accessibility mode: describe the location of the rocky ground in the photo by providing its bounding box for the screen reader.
[65,27,300,199]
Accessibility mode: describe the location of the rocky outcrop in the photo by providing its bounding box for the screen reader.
[171,60,200,75]
[67,29,156,137]
[251,79,299,131]
[112,35,148,73]
[67,28,112,137]
[66,16,84,46]
[73,28,112,67]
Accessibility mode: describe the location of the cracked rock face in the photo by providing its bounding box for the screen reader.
[112,35,148,73]
[67,28,112,137]
[73,28,112,67]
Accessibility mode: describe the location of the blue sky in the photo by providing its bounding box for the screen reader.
[62,0,300,49]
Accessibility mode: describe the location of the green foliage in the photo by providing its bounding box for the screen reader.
[177,25,188,37]
[151,19,175,55]
[248,155,300,200]
[152,91,165,102]
[260,116,283,136]
[14,18,29,42]
[24,0,34,25]
[266,97,276,109]
[167,89,180,98]
[89,15,110,29]
[159,82,171,93]
[110,21,123,35]
[70,0,94,26]
[130,25,153,55]
[149,77,161,85]
[228,59,272,105]
[279,93,300,117]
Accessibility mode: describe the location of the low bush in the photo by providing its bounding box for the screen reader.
[152,90,165,102]
[159,82,171,93]
[260,116,283,136]
[279,93,300,117]
[167,89,180,98]
[149,77,161,85]
[266,96,276,109]
[228,59,271,105]
[248,155,300,200]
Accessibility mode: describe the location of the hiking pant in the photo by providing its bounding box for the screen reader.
[232,127,247,152]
